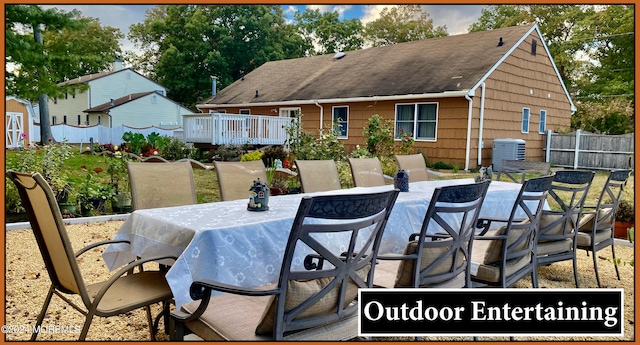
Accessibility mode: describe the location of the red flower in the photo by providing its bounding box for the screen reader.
[283,160,290,169]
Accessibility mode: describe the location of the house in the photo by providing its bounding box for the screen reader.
[84,91,193,128]
[5,95,36,148]
[47,57,177,127]
[197,24,575,170]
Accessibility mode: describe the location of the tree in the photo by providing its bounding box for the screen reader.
[127,5,305,109]
[469,5,589,92]
[364,5,448,47]
[294,8,363,55]
[6,5,122,143]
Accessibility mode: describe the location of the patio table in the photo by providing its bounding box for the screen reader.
[103,179,528,308]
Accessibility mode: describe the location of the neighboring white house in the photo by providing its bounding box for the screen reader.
[47,57,177,127]
[84,91,193,128]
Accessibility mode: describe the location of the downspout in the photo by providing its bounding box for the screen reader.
[464,94,473,171]
[477,83,486,166]
[315,101,323,131]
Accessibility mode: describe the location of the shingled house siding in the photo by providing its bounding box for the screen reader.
[478,31,572,166]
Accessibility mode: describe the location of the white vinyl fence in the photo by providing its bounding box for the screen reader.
[31,124,183,145]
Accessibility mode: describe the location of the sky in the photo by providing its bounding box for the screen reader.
[40,4,486,55]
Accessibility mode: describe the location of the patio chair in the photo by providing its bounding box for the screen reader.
[394,154,437,182]
[471,175,554,288]
[294,159,341,193]
[127,161,197,210]
[213,160,268,201]
[536,170,594,288]
[577,169,632,287]
[495,160,551,184]
[374,180,491,288]
[6,171,176,341]
[348,157,392,187]
[169,189,400,340]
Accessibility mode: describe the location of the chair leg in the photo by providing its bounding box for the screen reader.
[611,245,621,280]
[145,305,156,341]
[79,309,97,340]
[531,268,538,288]
[592,249,602,288]
[31,286,55,341]
[572,256,580,288]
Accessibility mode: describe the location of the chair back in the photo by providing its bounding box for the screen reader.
[496,160,551,184]
[213,160,269,201]
[538,170,594,242]
[497,175,554,284]
[396,180,491,288]
[348,157,386,187]
[259,189,399,340]
[6,171,88,299]
[584,169,632,231]
[394,154,429,182]
[294,159,341,193]
[128,161,197,210]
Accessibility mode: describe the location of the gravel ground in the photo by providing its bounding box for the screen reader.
[4,220,635,341]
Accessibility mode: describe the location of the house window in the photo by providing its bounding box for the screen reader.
[279,107,300,118]
[98,115,102,125]
[65,93,68,99]
[77,115,81,125]
[151,95,157,104]
[63,115,67,124]
[395,103,438,141]
[53,97,57,104]
[52,116,57,125]
[332,106,348,138]
[522,108,530,133]
[72,92,75,99]
[86,114,90,125]
[539,110,546,134]
[239,109,251,115]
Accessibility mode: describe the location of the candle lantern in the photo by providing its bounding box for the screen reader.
[394,169,409,192]
[248,178,270,211]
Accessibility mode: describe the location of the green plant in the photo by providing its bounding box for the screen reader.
[616,199,634,223]
[261,146,287,165]
[159,136,196,160]
[265,160,277,185]
[214,143,243,161]
[105,152,130,194]
[349,144,371,158]
[395,128,415,155]
[431,161,455,170]
[77,168,115,215]
[241,150,263,161]
[363,114,394,157]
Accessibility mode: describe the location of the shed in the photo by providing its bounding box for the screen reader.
[5,96,36,148]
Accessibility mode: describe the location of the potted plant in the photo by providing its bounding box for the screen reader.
[614,199,634,240]
[106,151,132,213]
[77,168,116,216]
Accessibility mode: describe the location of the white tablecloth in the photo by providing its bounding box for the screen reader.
[103,179,527,308]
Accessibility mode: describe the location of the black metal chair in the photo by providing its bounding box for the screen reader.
[536,170,594,287]
[471,175,554,288]
[374,181,491,288]
[169,189,399,341]
[577,169,632,287]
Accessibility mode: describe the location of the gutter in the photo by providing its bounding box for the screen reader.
[196,90,469,109]
[315,101,323,131]
[477,83,486,166]
[464,93,473,171]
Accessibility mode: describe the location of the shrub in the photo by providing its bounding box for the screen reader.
[261,146,287,165]
[616,199,635,223]
[363,114,394,157]
[241,150,264,161]
[214,143,243,161]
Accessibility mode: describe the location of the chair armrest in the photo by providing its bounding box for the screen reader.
[90,254,178,309]
[473,235,506,241]
[376,253,417,261]
[190,279,280,299]
[75,239,131,257]
[383,174,394,181]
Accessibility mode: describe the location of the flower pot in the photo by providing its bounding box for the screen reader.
[614,221,634,240]
[81,198,105,216]
[113,193,132,214]
[58,202,78,218]
[269,187,288,196]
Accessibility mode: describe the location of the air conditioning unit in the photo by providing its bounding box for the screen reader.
[492,138,525,170]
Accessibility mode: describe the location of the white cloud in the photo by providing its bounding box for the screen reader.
[361,5,396,24]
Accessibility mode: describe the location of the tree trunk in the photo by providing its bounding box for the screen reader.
[34,23,54,144]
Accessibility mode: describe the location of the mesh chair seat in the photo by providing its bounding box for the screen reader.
[348,157,388,187]
[294,159,341,193]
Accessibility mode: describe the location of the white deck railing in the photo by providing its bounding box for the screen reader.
[183,113,293,145]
